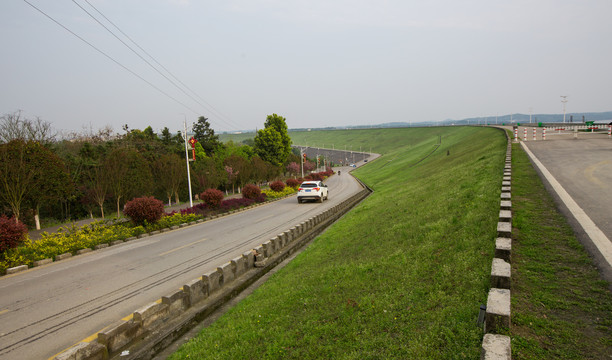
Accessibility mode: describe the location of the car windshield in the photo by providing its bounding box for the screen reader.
[300,183,318,188]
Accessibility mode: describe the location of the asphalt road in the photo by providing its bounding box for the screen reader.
[520,136,612,283]
[0,166,365,360]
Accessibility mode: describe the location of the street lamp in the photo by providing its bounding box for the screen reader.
[561,96,568,123]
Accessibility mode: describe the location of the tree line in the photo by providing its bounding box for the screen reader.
[0,111,304,230]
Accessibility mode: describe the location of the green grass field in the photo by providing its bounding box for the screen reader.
[172,127,612,359]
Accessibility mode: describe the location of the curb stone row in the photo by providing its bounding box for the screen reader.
[481,129,513,359]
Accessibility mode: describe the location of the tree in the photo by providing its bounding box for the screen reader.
[254,127,284,167]
[264,113,291,156]
[26,143,73,229]
[0,140,35,222]
[152,153,185,206]
[192,116,221,156]
[104,147,153,217]
[254,114,291,166]
[0,140,72,227]
[0,110,56,144]
[286,162,300,176]
[160,127,172,145]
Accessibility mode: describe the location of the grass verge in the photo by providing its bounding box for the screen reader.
[510,142,612,359]
[169,126,507,359]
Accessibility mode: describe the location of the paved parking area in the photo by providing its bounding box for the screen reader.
[521,137,612,282]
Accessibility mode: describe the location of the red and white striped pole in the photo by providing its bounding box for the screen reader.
[543,127,546,140]
[514,127,518,141]
[608,125,611,138]
[524,128,527,141]
[533,128,537,141]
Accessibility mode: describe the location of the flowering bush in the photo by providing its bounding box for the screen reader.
[123,196,165,226]
[200,189,224,209]
[242,184,261,200]
[286,178,300,189]
[220,198,255,212]
[269,180,286,192]
[173,202,210,217]
[0,215,28,254]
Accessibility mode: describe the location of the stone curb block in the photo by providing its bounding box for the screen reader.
[496,221,512,238]
[34,258,53,267]
[494,238,511,262]
[76,248,92,255]
[490,258,511,289]
[481,334,511,360]
[485,288,511,334]
[55,252,72,261]
[94,244,108,250]
[6,265,28,274]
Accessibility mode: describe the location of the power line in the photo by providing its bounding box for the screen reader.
[22,0,241,130]
[73,0,240,130]
[81,0,239,130]
[22,0,201,117]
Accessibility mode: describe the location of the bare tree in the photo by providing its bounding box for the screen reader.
[0,110,56,144]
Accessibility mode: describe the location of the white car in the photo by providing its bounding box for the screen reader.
[297,180,329,203]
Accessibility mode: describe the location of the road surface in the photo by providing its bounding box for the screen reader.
[520,137,612,283]
[0,166,364,360]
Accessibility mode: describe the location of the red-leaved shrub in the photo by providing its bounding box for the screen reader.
[242,184,261,200]
[200,189,224,209]
[269,180,285,192]
[123,196,165,225]
[0,215,28,253]
[286,178,300,188]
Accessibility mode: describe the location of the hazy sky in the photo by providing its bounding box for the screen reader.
[1,0,611,135]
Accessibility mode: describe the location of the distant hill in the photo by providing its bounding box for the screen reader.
[219,111,612,136]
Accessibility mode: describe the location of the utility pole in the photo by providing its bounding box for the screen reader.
[183,116,193,208]
[561,96,568,123]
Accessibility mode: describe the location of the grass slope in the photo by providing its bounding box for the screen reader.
[170,126,507,359]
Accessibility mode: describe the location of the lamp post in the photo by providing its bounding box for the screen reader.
[561,96,568,123]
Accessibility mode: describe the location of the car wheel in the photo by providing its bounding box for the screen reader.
[297,198,302,204]
[318,196,323,203]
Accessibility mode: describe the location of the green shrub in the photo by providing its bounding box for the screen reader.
[262,186,296,200]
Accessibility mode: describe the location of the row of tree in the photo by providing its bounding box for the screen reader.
[0,111,302,229]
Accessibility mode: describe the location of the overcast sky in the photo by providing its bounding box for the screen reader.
[1,0,611,135]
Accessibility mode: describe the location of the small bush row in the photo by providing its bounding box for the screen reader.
[0,183,286,274]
